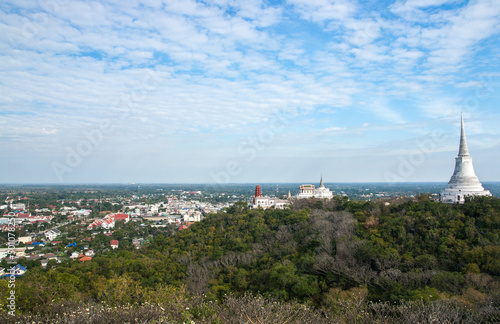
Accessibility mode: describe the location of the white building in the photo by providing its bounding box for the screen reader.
[184,211,202,223]
[101,217,115,229]
[110,240,119,249]
[0,247,27,259]
[72,209,91,217]
[440,114,491,204]
[132,238,144,249]
[253,197,289,209]
[70,251,80,259]
[45,229,61,241]
[10,203,26,211]
[59,207,77,215]
[87,214,115,230]
[296,177,334,199]
[250,185,289,209]
[17,236,32,244]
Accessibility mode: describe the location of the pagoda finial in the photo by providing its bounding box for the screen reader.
[319,175,325,188]
[458,112,470,157]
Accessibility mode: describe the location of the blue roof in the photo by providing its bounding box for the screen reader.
[1,274,23,278]
[14,264,26,271]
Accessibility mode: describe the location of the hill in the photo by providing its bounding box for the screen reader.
[1,196,499,322]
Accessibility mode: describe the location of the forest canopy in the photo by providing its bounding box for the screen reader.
[1,196,499,322]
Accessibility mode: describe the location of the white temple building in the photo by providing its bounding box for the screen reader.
[296,176,334,199]
[440,114,491,204]
[251,185,289,209]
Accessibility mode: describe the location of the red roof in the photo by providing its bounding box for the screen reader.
[113,213,129,220]
[79,256,92,262]
[178,225,189,231]
[110,240,119,246]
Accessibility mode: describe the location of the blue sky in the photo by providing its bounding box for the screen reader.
[1,0,500,184]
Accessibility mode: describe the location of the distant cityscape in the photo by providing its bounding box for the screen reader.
[0,178,497,282]
[0,113,497,275]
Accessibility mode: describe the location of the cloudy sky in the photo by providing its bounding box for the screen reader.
[1,0,500,184]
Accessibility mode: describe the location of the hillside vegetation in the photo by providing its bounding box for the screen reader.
[1,196,499,323]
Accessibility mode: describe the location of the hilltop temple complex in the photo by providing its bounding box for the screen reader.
[296,176,334,199]
[250,116,493,208]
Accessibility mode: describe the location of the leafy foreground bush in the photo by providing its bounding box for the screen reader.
[0,293,498,324]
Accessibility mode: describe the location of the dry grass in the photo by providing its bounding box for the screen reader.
[0,294,498,324]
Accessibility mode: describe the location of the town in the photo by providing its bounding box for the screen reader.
[0,187,237,275]
[2,181,498,278]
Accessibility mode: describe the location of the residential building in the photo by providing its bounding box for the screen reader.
[72,209,91,217]
[13,264,26,275]
[0,247,26,259]
[1,264,27,276]
[17,236,32,244]
[10,203,26,211]
[43,253,57,261]
[44,229,61,241]
[70,251,80,259]
[132,238,144,249]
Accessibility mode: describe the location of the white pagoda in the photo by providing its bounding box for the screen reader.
[440,114,491,204]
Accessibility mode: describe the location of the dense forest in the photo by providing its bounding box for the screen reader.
[1,196,499,323]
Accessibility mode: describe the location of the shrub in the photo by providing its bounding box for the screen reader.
[431,271,465,294]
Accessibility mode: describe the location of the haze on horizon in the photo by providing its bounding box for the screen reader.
[1,0,500,184]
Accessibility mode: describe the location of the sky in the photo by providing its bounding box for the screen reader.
[1,0,500,184]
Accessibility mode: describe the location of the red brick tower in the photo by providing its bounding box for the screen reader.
[253,185,262,204]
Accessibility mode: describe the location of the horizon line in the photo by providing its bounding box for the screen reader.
[1,181,499,186]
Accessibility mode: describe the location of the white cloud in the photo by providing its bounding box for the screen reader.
[455,81,482,88]
[323,126,344,131]
[342,18,382,46]
[1,0,499,182]
[287,0,355,23]
[390,0,460,19]
[351,44,390,62]
[364,98,406,124]
[392,0,500,67]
